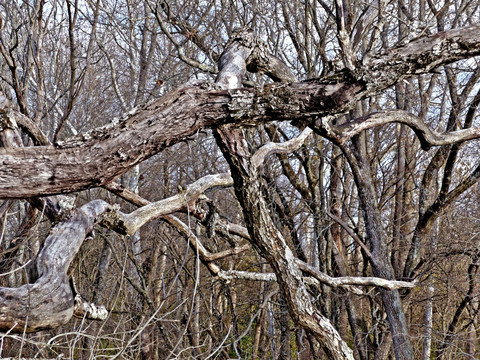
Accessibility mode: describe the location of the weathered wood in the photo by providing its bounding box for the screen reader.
[0,24,479,199]
[0,24,479,352]
[214,125,356,359]
[213,29,355,360]
[315,109,480,150]
[0,200,110,332]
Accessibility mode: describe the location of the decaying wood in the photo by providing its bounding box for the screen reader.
[73,294,108,321]
[0,107,109,332]
[0,24,479,198]
[0,200,110,332]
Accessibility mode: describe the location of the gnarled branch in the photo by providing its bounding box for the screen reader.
[0,24,479,199]
[0,200,110,332]
[315,110,480,150]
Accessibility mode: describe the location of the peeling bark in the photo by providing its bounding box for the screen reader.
[0,23,479,358]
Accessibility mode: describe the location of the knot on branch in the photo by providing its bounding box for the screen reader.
[217,27,297,88]
[58,196,76,216]
[0,108,17,131]
[73,294,108,321]
[100,204,127,234]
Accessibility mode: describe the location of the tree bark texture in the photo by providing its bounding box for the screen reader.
[213,28,355,360]
[0,22,480,360]
[0,200,110,332]
[214,127,355,360]
[0,24,479,198]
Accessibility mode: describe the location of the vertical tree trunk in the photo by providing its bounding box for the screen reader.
[330,144,367,360]
[213,28,354,360]
[422,284,434,360]
[214,126,354,360]
[278,295,292,360]
[391,124,406,277]
[343,135,414,360]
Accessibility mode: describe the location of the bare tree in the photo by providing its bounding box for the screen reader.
[1,1,480,359]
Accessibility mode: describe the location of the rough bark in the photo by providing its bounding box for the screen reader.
[213,28,355,360]
[0,22,479,358]
[0,24,479,198]
[215,127,355,360]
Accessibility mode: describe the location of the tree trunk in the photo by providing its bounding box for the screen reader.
[343,135,414,360]
[214,125,354,360]
[213,29,354,359]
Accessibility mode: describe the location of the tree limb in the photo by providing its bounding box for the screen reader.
[315,109,480,150]
[104,173,232,234]
[0,200,110,332]
[1,24,479,199]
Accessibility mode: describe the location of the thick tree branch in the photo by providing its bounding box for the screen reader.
[104,173,232,234]
[103,182,252,267]
[0,24,479,199]
[218,262,415,291]
[214,32,356,360]
[360,24,480,91]
[104,179,416,293]
[0,200,110,332]
[80,126,316,235]
[251,127,313,168]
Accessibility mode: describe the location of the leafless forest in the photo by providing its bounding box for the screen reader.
[0,0,480,359]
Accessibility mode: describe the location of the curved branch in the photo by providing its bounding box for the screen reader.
[111,173,232,234]
[251,127,313,168]
[103,182,251,268]
[104,180,253,243]
[316,110,480,150]
[0,200,110,332]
